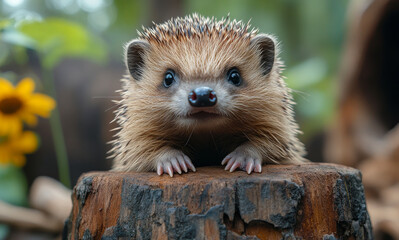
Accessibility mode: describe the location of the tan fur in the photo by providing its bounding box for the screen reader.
[110,14,306,172]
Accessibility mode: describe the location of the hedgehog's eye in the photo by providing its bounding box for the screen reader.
[227,68,242,86]
[163,70,175,88]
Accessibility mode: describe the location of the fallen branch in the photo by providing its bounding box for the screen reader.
[29,176,72,223]
[0,199,62,232]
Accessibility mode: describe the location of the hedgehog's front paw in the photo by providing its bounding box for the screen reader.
[156,150,196,177]
[222,145,262,174]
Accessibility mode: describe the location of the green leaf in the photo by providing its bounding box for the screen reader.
[0,165,28,206]
[0,28,36,49]
[285,58,327,90]
[12,45,30,65]
[0,19,11,30]
[0,42,10,66]
[17,18,107,69]
[0,71,18,84]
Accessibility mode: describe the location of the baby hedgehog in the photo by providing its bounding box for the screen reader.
[110,14,306,177]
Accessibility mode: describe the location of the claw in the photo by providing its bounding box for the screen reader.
[254,159,262,173]
[157,163,163,175]
[221,155,231,165]
[222,150,262,174]
[224,158,234,171]
[246,158,254,174]
[164,162,173,177]
[156,151,196,176]
[171,158,182,174]
[184,156,196,172]
[177,156,188,172]
[230,160,242,172]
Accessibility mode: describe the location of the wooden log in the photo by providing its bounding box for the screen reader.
[64,163,373,240]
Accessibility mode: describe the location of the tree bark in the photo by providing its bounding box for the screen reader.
[64,163,372,240]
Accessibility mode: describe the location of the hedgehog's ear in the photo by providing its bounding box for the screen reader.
[125,40,150,80]
[250,34,275,76]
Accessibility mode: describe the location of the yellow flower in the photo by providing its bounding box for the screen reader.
[0,77,56,136]
[0,131,38,167]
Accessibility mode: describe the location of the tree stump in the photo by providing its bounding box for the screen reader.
[64,163,373,240]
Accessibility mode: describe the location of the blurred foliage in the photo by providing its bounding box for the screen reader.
[18,18,106,69]
[0,17,107,69]
[0,165,28,238]
[0,76,55,234]
[0,1,110,233]
[0,165,27,205]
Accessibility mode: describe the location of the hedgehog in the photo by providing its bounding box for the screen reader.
[109,14,306,177]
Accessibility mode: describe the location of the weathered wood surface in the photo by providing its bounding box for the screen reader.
[64,163,372,240]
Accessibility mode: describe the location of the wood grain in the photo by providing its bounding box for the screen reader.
[64,163,372,240]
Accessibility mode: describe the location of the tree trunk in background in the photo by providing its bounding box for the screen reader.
[149,0,184,23]
[64,164,372,240]
[325,0,399,238]
[325,0,399,167]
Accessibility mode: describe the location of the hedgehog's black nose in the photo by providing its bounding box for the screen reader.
[188,87,217,107]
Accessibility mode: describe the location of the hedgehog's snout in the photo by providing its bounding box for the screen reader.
[188,87,217,107]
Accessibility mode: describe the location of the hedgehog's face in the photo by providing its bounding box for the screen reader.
[125,33,279,131]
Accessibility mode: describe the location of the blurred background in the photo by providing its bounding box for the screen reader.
[0,0,398,239]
